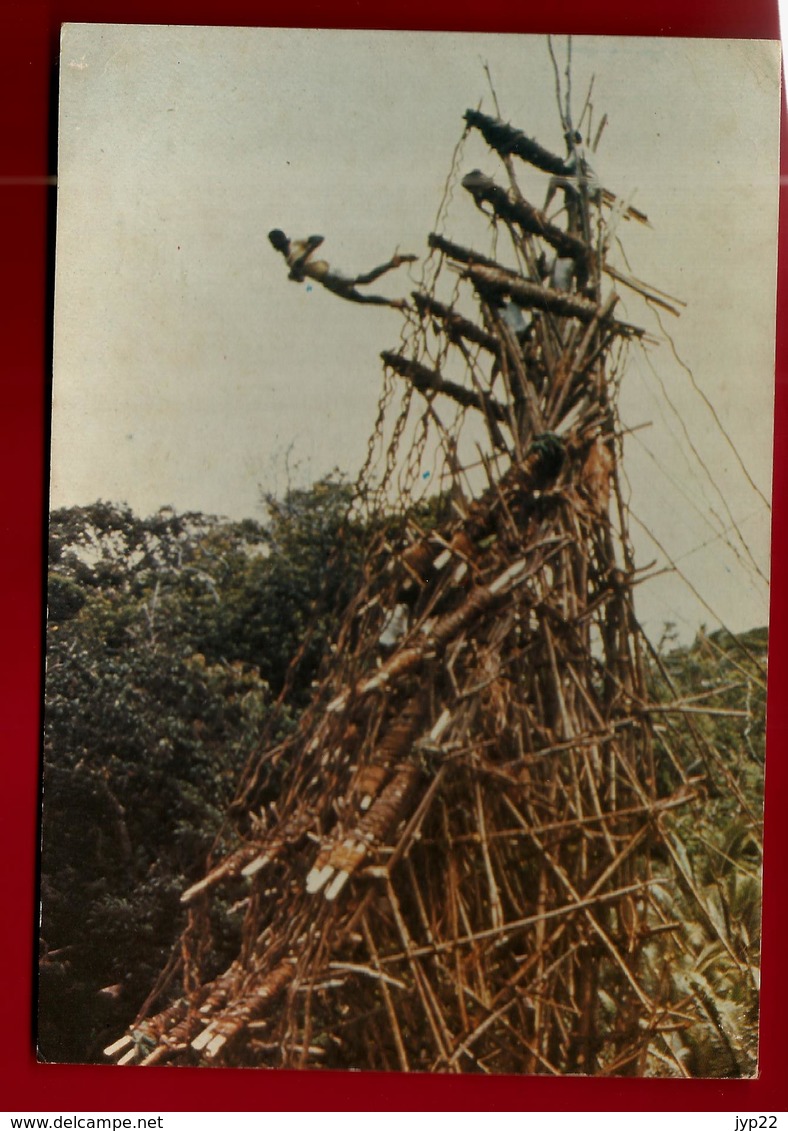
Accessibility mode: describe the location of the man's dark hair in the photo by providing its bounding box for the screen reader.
[268,229,290,253]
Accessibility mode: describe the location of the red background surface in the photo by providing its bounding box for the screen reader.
[2,0,786,1111]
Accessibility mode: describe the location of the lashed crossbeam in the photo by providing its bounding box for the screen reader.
[412,292,502,355]
[381,349,509,421]
[461,170,589,262]
[464,108,571,176]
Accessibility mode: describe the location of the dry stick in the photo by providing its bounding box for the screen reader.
[495,313,547,435]
[531,276,565,373]
[338,887,380,944]
[451,788,493,1007]
[527,937,584,987]
[564,36,573,138]
[430,402,477,509]
[532,828,656,1012]
[493,127,552,320]
[476,441,509,498]
[294,921,325,1071]
[488,472,527,547]
[376,879,655,964]
[614,993,699,1077]
[466,986,564,1075]
[552,995,573,1059]
[487,170,550,356]
[579,744,618,860]
[130,941,183,1028]
[604,263,683,315]
[419,955,460,1071]
[498,916,578,1061]
[327,962,407,991]
[442,802,470,1034]
[505,791,657,1009]
[568,747,589,874]
[484,336,525,461]
[489,833,526,917]
[449,993,544,1073]
[499,214,565,369]
[646,703,749,719]
[584,824,651,903]
[385,875,453,1069]
[405,856,436,944]
[561,664,654,812]
[651,681,747,707]
[495,718,636,765]
[601,1035,687,1076]
[564,331,619,417]
[561,664,631,858]
[385,766,446,874]
[693,831,761,883]
[578,72,595,135]
[456,338,511,452]
[533,855,549,1071]
[465,828,493,1009]
[475,780,505,930]
[542,620,575,740]
[548,293,618,428]
[453,849,477,939]
[361,913,410,1072]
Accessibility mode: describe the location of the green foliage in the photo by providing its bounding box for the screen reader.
[200,477,365,699]
[40,479,364,1063]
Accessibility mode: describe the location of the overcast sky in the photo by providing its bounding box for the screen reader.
[51,26,780,642]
